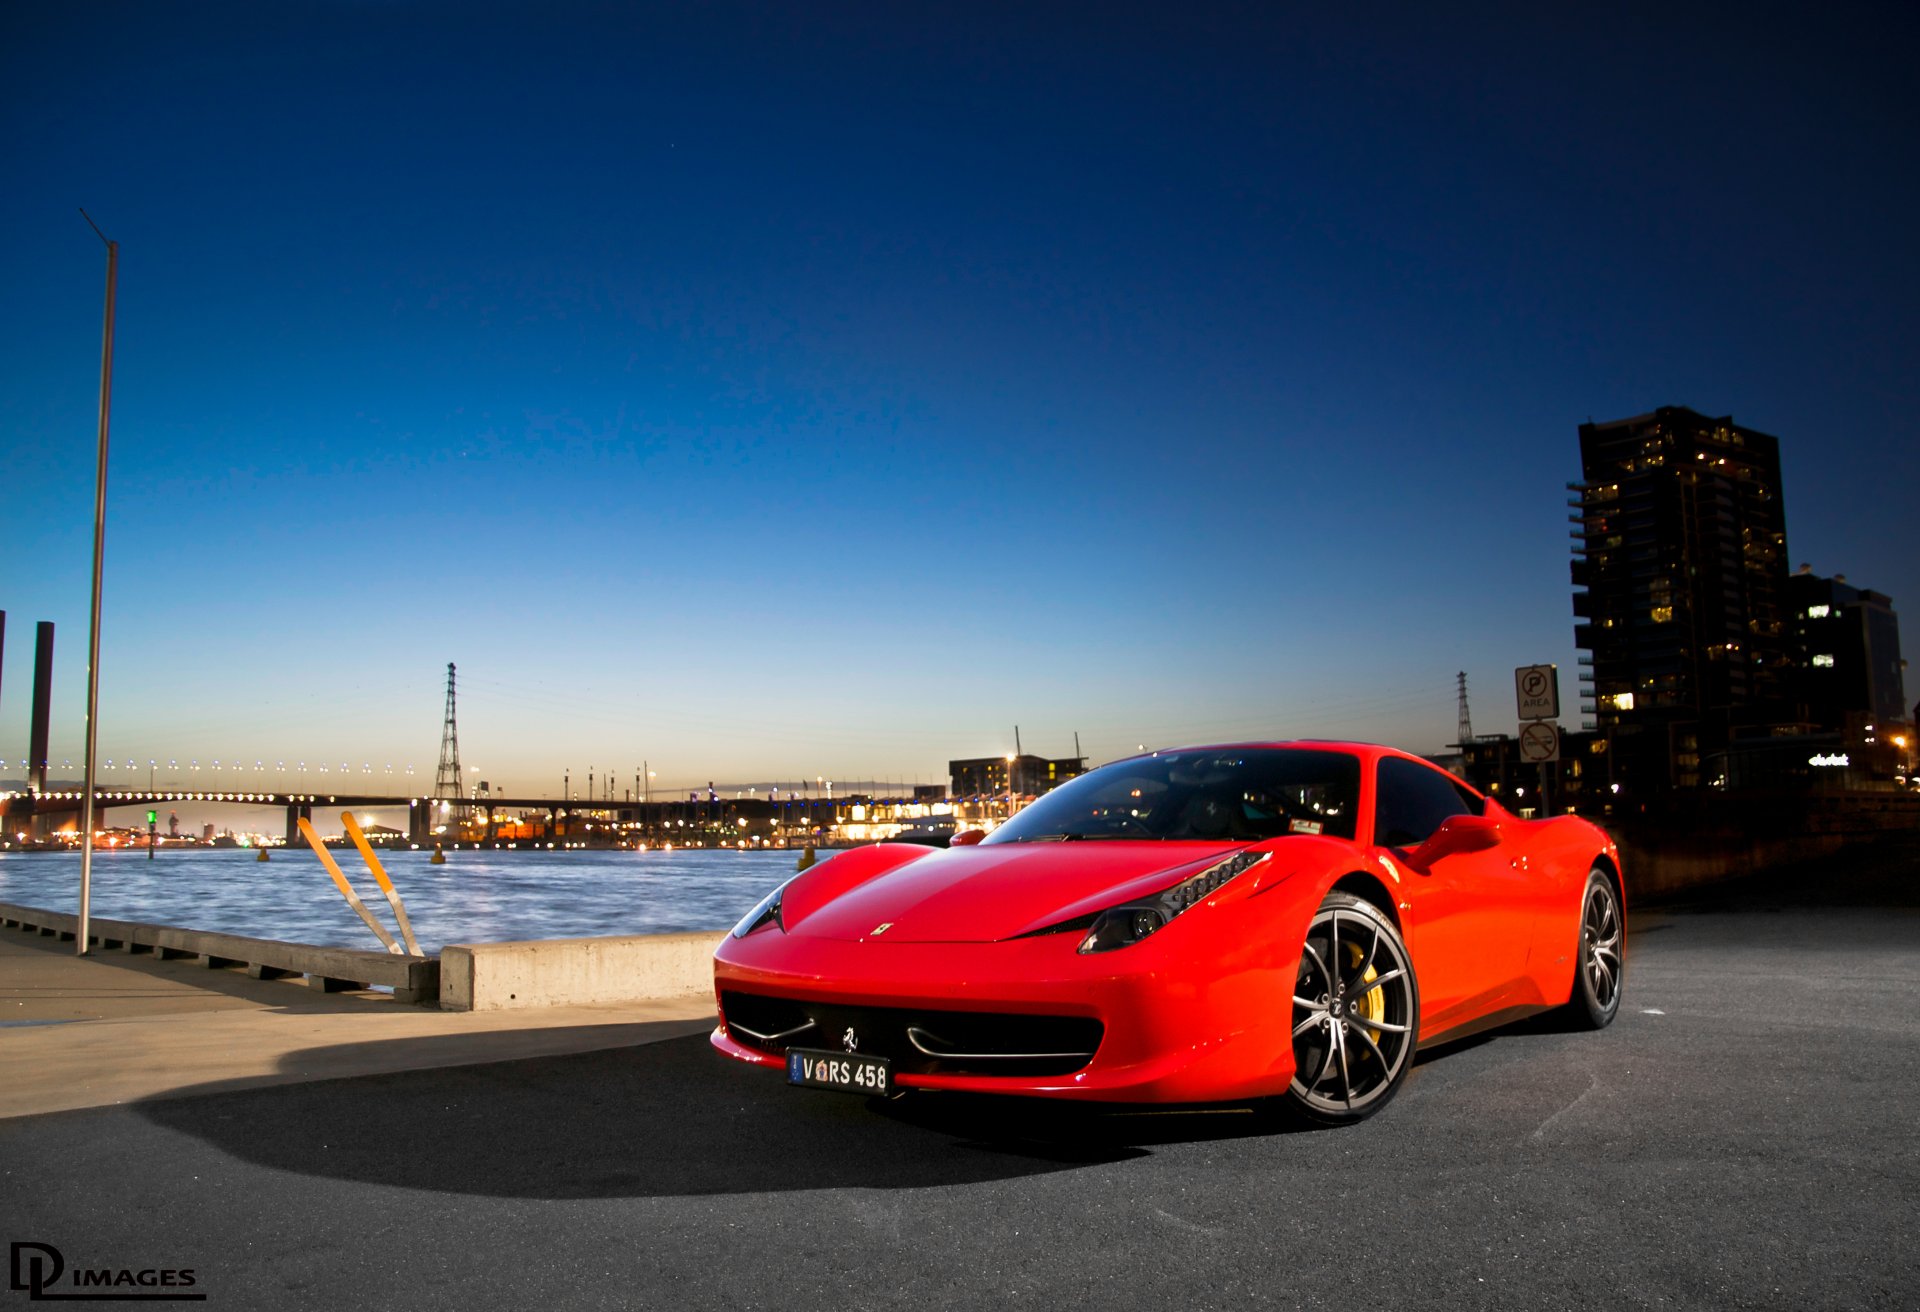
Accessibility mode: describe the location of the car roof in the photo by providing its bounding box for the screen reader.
[1119,740,1417,765]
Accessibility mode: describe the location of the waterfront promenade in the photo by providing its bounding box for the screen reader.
[0,929,711,1119]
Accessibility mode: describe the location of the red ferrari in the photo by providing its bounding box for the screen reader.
[711,742,1625,1124]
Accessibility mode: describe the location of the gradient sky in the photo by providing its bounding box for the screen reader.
[4,2,1917,800]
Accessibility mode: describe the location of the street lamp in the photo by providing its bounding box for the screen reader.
[75,208,118,957]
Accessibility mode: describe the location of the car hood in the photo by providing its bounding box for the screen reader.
[784,840,1246,943]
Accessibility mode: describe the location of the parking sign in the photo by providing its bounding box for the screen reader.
[1515,665,1559,721]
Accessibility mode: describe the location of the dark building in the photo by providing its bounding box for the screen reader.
[1455,730,1611,817]
[1771,568,1912,784]
[1785,569,1908,731]
[1569,407,1791,792]
[948,753,1085,799]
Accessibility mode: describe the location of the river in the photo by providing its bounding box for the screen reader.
[0,846,800,954]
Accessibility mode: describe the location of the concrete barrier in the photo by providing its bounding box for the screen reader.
[440,932,725,1012]
[0,902,439,1004]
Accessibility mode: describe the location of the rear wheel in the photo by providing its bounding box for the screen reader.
[1565,868,1624,1029]
[1279,892,1419,1126]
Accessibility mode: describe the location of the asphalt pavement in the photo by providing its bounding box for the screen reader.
[4,852,1917,1311]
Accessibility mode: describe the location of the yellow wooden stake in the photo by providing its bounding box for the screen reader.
[298,815,402,954]
[341,811,422,956]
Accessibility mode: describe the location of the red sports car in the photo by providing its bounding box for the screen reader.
[711,742,1625,1124]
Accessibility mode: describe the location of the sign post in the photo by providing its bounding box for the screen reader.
[147,809,157,861]
[1515,665,1561,814]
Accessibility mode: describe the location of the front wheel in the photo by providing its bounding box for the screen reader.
[1565,868,1624,1029]
[1277,892,1420,1126]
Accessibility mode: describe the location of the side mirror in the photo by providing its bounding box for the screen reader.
[950,829,987,847]
[1406,813,1501,870]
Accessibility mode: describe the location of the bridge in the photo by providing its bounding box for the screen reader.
[1,787,918,847]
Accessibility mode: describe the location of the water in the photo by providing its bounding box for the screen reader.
[0,847,799,954]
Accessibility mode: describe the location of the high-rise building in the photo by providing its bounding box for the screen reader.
[1569,407,1791,791]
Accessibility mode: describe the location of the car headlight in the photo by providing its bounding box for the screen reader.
[730,878,793,938]
[1077,850,1270,953]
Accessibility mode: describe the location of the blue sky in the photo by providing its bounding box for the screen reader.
[4,2,1917,799]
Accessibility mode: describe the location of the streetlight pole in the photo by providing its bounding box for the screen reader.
[76,209,117,956]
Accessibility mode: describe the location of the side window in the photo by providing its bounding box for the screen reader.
[1374,758,1477,848]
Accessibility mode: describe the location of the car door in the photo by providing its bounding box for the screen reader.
[1373,757,1532,1030]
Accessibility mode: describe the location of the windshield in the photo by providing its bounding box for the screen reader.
[983,747,1360,843]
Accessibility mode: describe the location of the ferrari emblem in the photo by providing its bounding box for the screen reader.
[871,922,893,935]
[842,1028,859,1053]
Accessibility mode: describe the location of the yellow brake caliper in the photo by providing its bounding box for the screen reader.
[1347,942,1384,1029]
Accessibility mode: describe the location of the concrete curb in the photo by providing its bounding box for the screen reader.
[441,932,725,1011]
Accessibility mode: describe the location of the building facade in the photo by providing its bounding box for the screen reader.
[948,754,1086,800]
[1570,407,1791,792]
[1454,730,1612,818]
[1766,568,1913,785]
[1785,570,1908,732]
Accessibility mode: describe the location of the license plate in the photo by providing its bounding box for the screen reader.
[787,1047,892,1095]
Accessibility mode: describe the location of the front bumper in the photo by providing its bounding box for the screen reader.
[710,909,1310,1103]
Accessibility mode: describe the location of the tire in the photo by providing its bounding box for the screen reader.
[1276,892,1420,1126]
[1565,868,1625,1029]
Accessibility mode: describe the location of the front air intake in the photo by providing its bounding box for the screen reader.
[720,991,1102,1077]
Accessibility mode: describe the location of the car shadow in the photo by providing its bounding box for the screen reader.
[134,1031,1330,1200]
[873,1087,1316,1146]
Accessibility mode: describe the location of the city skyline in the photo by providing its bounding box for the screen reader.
[5,4,1917,796]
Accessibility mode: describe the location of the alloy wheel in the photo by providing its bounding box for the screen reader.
[1581,877,1623,1013]
[1289,899,1417,1118]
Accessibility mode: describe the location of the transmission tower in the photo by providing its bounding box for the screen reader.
[1456,671,1474,747]
[433,662,465,806]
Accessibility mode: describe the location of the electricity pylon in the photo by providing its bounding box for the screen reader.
[433,662,464,818]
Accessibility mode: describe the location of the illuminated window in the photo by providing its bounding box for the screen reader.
[1606,692,1635,711]
[1650,606,1673,623]
[1812,654,1835,668]
[1807,604,1830,619]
